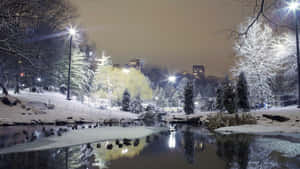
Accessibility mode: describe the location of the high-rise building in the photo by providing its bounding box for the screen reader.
[128,58,144,71]
[193,65,205,79]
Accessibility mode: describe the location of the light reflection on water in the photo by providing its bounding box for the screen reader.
[0,125,299,169]
[168,131,176,149]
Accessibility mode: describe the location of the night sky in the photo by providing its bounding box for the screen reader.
[72,0,252,76]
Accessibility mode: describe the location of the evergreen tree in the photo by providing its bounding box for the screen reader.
[223,78,237,114]
[130,94,143,114]
[237,72,250,112]
[55,48,93,98]
[216,86,224,112]
[184,80,194,115]
[122,89,131,112]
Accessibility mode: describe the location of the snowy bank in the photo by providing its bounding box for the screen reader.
[0,91,137,125]
[214,106,300,139]
[0,126,166,154]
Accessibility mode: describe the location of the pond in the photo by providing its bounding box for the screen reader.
[0,125,299,169]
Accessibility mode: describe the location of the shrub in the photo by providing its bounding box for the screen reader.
[206,113,256,130]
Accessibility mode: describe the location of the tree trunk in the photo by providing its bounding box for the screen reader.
[0,83,8,96]
[14,75,19,94]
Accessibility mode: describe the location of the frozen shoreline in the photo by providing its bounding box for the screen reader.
[0,126,166,154]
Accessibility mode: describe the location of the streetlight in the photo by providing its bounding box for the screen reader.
[37,77,42,82]
[66,26,78,100]
[122,68,130,74]
[168,76,176,83]
[287,0,300,108]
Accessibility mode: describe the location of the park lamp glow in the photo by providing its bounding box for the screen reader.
[67,25,78,38]
[37,77,42,82]
[168,76,176,83]
[122,68,130,74]
[287,0,300,13]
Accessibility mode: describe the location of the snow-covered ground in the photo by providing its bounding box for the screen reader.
[0,91,137,125]
[216,106,300,137]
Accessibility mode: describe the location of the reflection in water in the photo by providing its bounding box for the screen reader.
[183,127,195,164]
[168,132,176,149]
[0,126,299,169]
[216,134,251,169]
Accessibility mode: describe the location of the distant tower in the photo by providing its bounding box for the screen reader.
[128,58,144,71]
[97,50,112,66]
[193,65,205,79]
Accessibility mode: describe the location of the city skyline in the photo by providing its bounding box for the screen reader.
[72,0,252,76]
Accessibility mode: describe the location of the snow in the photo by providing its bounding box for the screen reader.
[215,106,300,138]
[0,91,137,125]
[0,126,166,154]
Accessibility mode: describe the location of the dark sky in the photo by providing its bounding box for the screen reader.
[72,0,252,76]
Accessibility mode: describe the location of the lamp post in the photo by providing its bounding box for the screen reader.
[66,26,77,100]
[168,75,176,83]
[288,1,300,108]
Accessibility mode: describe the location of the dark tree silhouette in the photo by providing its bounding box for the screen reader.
[237,72,250,112]
[184,80,194,115]
[122,89,131,112]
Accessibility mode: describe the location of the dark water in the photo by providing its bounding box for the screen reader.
[0,125,299,169]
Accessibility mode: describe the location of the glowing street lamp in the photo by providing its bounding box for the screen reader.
[287,0,300,108]
[37,77,42,82]
[168,76,176,83]
[66,26,78,100]
[122,68,130,74]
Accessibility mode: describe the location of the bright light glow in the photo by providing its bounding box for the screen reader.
[288,1,300,12]
[168,76,176,83]
[122,68,130,74]
[194,101,199,105]
[155,96,159,100]
[168,132,176,149]
[68,26,77,36]
[37,77,42,82]
[121,148,128,154]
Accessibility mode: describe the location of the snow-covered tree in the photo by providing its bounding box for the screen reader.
[122,89,131,112]
[236,72,250,112]
[271,32,298,96]
[232,19,283,106]
[184,80,194,115]
[56,47,94,98]
[130,94,143,114]
[92,66,152,102]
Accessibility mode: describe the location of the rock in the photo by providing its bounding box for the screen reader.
[123,138,131,146]
[1,97,11,106]
[106,144,113,150]
[133,139,140,147]
[96,143,101,148]
[262,114,290,122]
[116,139,120,145]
